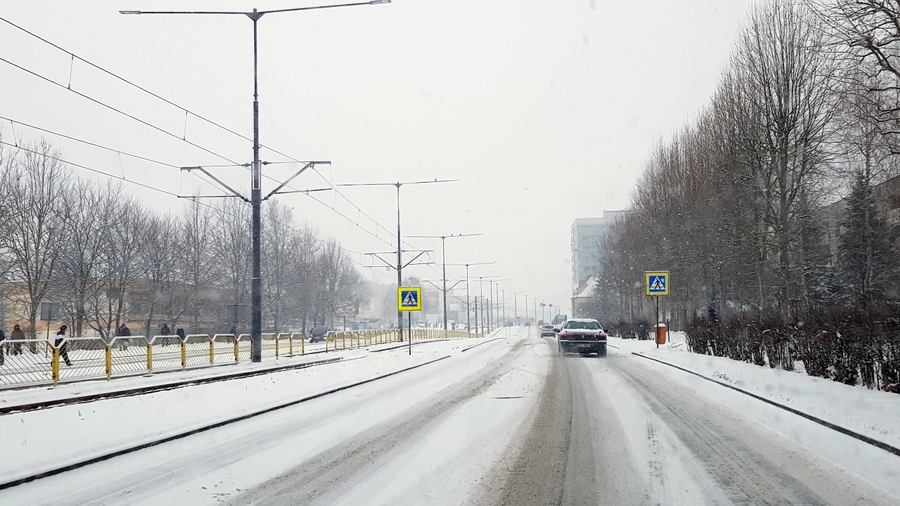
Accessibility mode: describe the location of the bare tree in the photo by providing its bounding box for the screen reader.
[88,196,148,339]
[177,200,216,329]
[313,239,362,326]
[137,214,178,336]
[0,140,70,339]
[731,0,839,315]
[212,198,251,308]
[262,202,295,330]
[55,179,116,337]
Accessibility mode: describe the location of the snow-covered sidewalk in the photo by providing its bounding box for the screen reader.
[611,331,900,452]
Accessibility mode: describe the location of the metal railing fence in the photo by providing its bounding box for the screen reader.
[0,328,481,389]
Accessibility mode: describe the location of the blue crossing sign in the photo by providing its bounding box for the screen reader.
[645,272,670,296]
[398,286,423,311]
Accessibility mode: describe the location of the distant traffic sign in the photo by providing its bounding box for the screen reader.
[398,286,423,311]
[644,271,670,296]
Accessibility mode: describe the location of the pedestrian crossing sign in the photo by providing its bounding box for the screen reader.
[398,287,423,311]
[645,271,670,296]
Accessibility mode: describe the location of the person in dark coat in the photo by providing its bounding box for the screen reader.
[160,323,171,336]
[0,328,6,365]
[10,324,24,355]
[55,324,72,366]
[176,328,186,341]
[116,323,131,351]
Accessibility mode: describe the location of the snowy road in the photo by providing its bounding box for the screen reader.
[1,326,898,505]
[490,347,897,505]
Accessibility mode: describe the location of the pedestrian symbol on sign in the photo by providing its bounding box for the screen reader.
[644,271,670,296]
[398,287,423,311]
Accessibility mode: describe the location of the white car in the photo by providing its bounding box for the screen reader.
[557,318,607,356]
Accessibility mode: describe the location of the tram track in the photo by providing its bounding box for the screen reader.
[0,353,451,491]
[0,356,346,415]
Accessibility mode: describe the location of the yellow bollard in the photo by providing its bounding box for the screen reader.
[147,344,153,374]
[210,338,215,365]
[51,346,60,386]
[105,346,112,381]
[234,338,239,363]
[275,334,280,357]
[181,340,187,370]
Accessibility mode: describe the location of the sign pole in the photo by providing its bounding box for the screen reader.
[398,286,422,356]
[644,271,669,348]
[656,295,660,349]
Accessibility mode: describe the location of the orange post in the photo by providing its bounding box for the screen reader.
[655,324,667,346]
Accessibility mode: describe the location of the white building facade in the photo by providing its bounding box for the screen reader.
[571,211,627,294]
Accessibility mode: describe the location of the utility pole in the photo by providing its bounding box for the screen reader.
[408,234,480,337]
[340,179,457,340]
[122,0,390,361]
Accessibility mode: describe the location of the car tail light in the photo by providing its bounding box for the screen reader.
[599,333,606,339]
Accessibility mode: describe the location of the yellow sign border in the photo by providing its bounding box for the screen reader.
[644,271,670,296]
[398,286,423,311]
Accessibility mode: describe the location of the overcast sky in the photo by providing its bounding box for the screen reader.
[1,0,757,316]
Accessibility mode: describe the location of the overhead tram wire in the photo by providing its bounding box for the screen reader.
[1,115,182,170]
[0,16,253,148]
[0,139,181,200]
[0,16,432,261]
[0,55,244,168]
[0,15,402,247]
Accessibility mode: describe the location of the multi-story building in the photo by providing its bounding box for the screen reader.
[818,174,900,268]
[571,211,627,294]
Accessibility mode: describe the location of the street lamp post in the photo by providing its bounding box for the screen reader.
[339,179,456,339]
[495,281,501,328]
[122,0,391,362]
[408,234,480,338]
[476,275,499,334]
[502,289,506,327]
[479,276,484,334]
[450,261,494,334]
[525,293,528,322]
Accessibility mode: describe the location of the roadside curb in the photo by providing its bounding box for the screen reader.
[631,351,900,458]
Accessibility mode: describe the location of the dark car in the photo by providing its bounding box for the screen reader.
[309,326,329,343]
[557,318,607,357]
[540,325,556,337]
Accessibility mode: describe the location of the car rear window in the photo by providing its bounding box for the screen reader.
[564,321,601,330]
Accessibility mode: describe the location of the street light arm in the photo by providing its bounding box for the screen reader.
[120,1,390,16]
[264,0,390,15]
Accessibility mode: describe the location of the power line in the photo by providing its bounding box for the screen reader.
[0,15,443,270]
[0,16,255,148]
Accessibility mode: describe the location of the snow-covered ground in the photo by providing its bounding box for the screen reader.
[0,326,897,504]
[616,331,900,451]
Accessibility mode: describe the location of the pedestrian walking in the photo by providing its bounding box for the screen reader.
[116,323,131,351]
[160,323,171,336]
[10,324,24,355]
[0,328,6,366]
[55,325,72,366]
